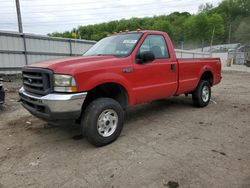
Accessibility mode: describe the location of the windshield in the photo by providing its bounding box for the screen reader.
[83,33,142,57]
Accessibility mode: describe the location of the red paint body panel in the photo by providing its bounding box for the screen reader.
[176,58,221,95]
[26,31,221,106]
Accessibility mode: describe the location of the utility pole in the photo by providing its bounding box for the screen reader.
[15,0,23,33]
[210,26,215,52]
[78,30,81,39]
[228,23,232,44]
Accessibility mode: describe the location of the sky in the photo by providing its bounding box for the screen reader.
[0,0,222,35]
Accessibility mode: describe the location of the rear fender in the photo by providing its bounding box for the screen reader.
[197,66,214,87]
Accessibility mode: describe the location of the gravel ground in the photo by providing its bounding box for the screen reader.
[0,71,249,188]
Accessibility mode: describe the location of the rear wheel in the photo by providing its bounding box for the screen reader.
[192,80,211,107]
[81,98,124,146]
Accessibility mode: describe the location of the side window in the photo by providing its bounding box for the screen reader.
[138,35,169,59]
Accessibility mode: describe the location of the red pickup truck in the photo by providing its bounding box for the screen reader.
[19,30,221,146]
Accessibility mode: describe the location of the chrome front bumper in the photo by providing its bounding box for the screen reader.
[19,87,87,121]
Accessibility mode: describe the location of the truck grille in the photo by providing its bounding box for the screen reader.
[22,68,53,95]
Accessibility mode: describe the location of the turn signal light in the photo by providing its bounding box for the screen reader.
[70,86,78,92]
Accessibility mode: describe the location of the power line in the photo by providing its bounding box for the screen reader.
[1,5,165,13]
[0,16,158,26]
[0,0,196,32]
[0,1,109,8]
[0,5,195,26]
[0,0,141,7]
[0,4,190,19]
[24,0,181,7]
[0,0,182,12]
[1,0,156,7]
[0,9,181,27]
[1,1,188,15]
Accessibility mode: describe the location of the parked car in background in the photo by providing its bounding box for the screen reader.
[0,77,5,105]
[19,30,221,146]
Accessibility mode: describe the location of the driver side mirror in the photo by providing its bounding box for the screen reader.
[137,51,155,64]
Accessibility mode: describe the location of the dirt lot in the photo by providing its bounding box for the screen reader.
[0,71,249,188]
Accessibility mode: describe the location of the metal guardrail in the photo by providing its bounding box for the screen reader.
[175,49,211,58]
[0,30,96,73]
[0,30,96,44]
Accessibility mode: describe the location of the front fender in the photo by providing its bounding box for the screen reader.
[75,72,135,105]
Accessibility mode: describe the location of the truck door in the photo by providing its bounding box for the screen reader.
[132,34,178,104]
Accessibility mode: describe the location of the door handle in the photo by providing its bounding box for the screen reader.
[170,64,175,72]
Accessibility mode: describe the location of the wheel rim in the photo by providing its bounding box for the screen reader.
[97,109,118,137]
[202,85,210,102]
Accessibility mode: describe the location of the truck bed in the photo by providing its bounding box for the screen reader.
[176,58,221,95]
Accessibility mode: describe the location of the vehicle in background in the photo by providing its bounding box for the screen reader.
[0,77,5,105]
[19,30,221,146]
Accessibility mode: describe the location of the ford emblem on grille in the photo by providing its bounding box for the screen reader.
[28,78,33,84]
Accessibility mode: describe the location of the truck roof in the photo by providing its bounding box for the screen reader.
[138,30,166,34]
[115,30,166,35]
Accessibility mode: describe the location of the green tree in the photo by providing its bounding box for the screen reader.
[199,3,213,13]
[195,13,209,45]
[184,13,210,49]
[152,20,173,37]
[184,15,196,40]
[208,13,225,44]
[48,0,250,47]
[233,17,250,43]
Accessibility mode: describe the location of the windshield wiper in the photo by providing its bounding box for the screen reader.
[96,54,123,57]
[96,54,113,56]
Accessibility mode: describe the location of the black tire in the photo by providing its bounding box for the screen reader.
[192,80,211,107]
[81,98,124,147]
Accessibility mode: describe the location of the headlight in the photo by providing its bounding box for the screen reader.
[53,74,77,92]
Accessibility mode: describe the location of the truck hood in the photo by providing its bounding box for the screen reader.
[28,56,126,74]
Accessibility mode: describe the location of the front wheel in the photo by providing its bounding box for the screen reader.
[192,80,211,107]
[81,98,124,147]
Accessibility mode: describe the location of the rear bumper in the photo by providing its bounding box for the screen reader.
[19,87,87,121]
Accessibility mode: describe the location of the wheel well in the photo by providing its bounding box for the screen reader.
[200,71,213,86]
[82,83,128,112]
